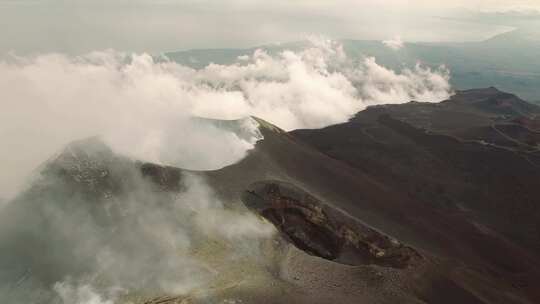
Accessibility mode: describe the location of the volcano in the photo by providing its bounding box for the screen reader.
[1,88,540,304]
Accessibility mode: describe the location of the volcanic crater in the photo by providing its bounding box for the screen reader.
[242,181,421,268]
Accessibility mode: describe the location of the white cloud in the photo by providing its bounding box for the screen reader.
[0,40,451,198]
[237,55,250,61]
[54,282,116,304]
[383,36,404,50]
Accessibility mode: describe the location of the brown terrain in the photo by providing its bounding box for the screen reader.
[1,87,540,303]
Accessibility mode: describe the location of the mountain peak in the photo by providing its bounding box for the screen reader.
[449,88,540,116]
[44,137,114,171]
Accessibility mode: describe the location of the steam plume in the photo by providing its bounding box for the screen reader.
[0,39,451,198]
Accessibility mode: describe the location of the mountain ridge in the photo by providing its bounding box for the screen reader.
[2,88,540,303]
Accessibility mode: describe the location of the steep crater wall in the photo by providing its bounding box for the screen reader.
[242,181,421,268]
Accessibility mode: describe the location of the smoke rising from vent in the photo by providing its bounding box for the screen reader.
[0,160,275,303]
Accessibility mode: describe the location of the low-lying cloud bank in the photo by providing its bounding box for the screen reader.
[0,38,451,199]
[383,36,405,50]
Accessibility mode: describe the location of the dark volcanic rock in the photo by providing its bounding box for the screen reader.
[293,88,540,256]
[243,181,421,268]
[290,88,540,303]
[140,163,184,192]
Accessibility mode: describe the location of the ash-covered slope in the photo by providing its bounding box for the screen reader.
[2,88,540,304]
[293,87,540,255]
[199,89,540,304]
[288,87,540,302]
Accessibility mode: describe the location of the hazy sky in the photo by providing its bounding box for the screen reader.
[1,0,539,54]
